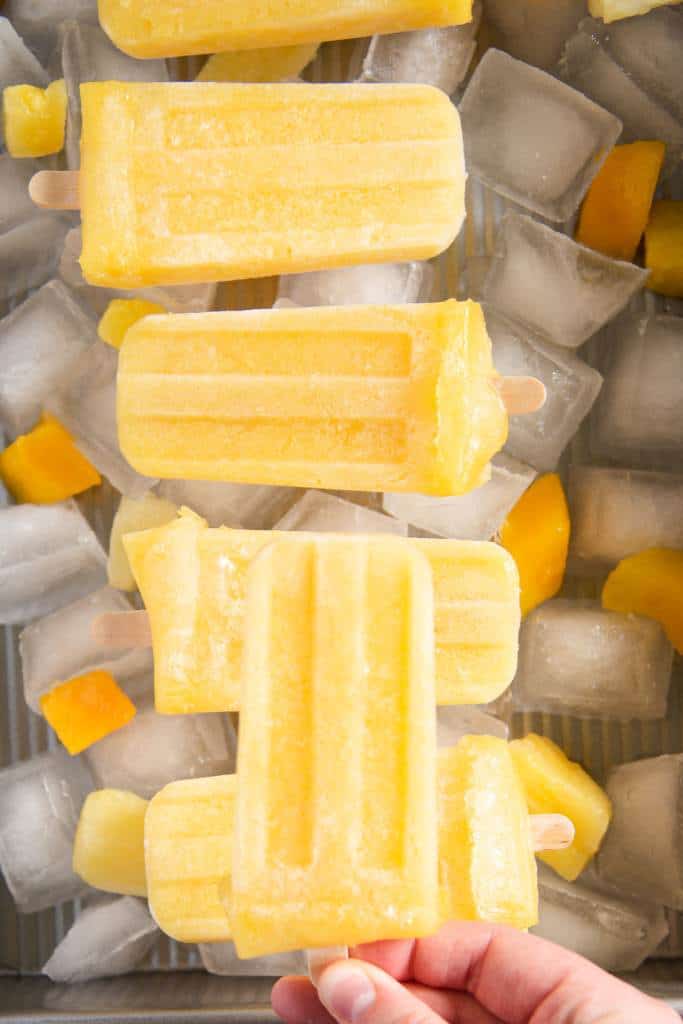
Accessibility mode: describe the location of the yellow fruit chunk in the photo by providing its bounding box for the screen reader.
[500,474,570,617]
[575,142,665,262]
[108,493,178,591]
[98,299,166,350]
[589,0,680,22]
[73,790,148,897]
[3,79,67,157]
[0,414,101,504]
[40,670,137,756]
[645,200,683,299]
[510,734,611,881]
[197,43,319,83]
[602,548,683,655]
[145,776,235,943]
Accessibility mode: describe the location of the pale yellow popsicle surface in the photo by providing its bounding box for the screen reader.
[117,301,506,496]
[124,511,520,713]
[80,83,465,289]
[230,536,439,957]
[98,1,472,59]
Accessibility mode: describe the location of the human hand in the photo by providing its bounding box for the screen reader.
[272,922,678,1024]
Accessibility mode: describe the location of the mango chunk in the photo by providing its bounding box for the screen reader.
[3,79,67,157]
[40,670,136,756]
[197,43,319,83]
[98,299,166,350]
[645,200,683,299]
[73,789,148,897]
[0,414,101,504]
[603,548,683,654]
[108,493,178,591]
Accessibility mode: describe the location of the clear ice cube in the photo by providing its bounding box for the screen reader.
[0,215,70,306]
[0,749,92,913]
[275,491,408,535]
[5,0,98,63]
[437,706,509,747]
[200,942,306,977]
[277,261,434,307]
[383,454,536,540]
[0,501,107,625]
[156,479,300,529]
[0,17,47,145]
[484,306,603,471]
[513,599,674,720]
[43,896,158,983]
[569,465,683,571]
[0,280,98,439]
[459,49,622,222]
[481,213,648,349]
[483,0,587,70]
[0,155,42,233]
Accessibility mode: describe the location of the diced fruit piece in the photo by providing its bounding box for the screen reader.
[510,734,612,881]
[108,494,178,591]
[645,200,683,299]
[575,142,665,262]
[197,43,320,83]
[500,474,570,617]
[0,414,101,504]
[589,0,681,22]
[73,789,148,897]
[602,548,683,654]
[40,670,136,756]
[98,299,166,350]
[3,79,67,158]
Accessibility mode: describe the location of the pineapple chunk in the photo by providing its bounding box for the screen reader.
[197,43,319,83]
[108,493,178,591]
[589,0,681,22]
[3,79,67,157]
[98,299,166,350]
[73,789,148,897]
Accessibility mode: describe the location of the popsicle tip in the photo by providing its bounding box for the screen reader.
[495,377,547,416]
[91,610,152,649]
[530,813,575,852]
[306,946,350,986]
[29,170,81,211]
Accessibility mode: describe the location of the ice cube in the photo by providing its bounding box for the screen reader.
[513,599,674,720]
[590,314,683,468]
[0,17,47,144]
[46,340,157,497]
[383,454,536,540]
[481,213,648,349]
[277,261,434,307]
[598,755,683,909]
[0,155,42,233]
[0,750,92,913]
[0,215,70,306]
[5,0,98,63]
[484,307,602,471]
[533,864,669,972]
[59,21,169,169]
[437,706,509,747]
[86,701,236,799]
[459,49,622,222]
[20,586,153,712]
[569,465,683,571]
[0,502,107,624]
[156,479,300,529]
[483,0,587,70]
[43,896,158,983]
[275,491,408,535]
[200,942,306,977]
[0,280,98,439]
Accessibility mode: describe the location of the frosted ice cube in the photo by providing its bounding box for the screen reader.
[383,454,536,540]
[46,340,157,497]
[0,215,70,305]
[484,307,602,471]
[590,314,683,468]
[0,155,42,233]
[569,466,683,570]
[277,261,434,307]
[0,280,98,439]
[275,491,408,535]
[200,942,306,977]
[533,865,668,972]
[86,701,236,799]
[598,755,683,909]
[481,213,648,349]
[5,0,98,63]
[0,750,92,913]
[20,586,153,712]
[459,49,621,222]
[0,502,107,624]
[483,0,587,70]
[156,479,300,529]
[437,706,509,747]
[0,17,47,145]
[43,897,158,983]
[513,599,674,720]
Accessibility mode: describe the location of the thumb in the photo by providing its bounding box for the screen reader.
[317,959,447,1024]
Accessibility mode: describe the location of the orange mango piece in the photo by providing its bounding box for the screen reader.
[0,414,101,504]
[499,473,570,617]
[575,142,665,262]
[40,670,136,756]
[602,548,683,655]
[645,200,683,299]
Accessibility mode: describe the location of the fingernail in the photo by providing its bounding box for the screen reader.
[318,964,376,1023]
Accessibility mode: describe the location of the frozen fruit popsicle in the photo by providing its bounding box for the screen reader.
[98,1,473,59]
[117,301,508,495]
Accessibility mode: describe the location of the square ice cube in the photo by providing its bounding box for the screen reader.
[156,480,300,529]
[569,466,683,571]
[200,942,306,977]
[275,491,408,535]
[0,155,43,233]
[5,0,98,63]
[484,306,602,470]
[0,750,92,913]
[459,49,622,221]
[0,502,107,624]
[0,215,70,305]
[481,213,648,349]
[0,17,47,145]
[590,314,683,468]
[277,261,434,307]
[437,706,509,747]
[513,599,674,720]
[598,755,683,909]
[484,0,587,70]
[383,454,537,539]
[43,897,158,983]
[0,280,98,438]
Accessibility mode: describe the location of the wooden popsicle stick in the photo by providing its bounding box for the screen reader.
[29,170,80,211]
[494,376,546,416]
[91,610,152,648]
